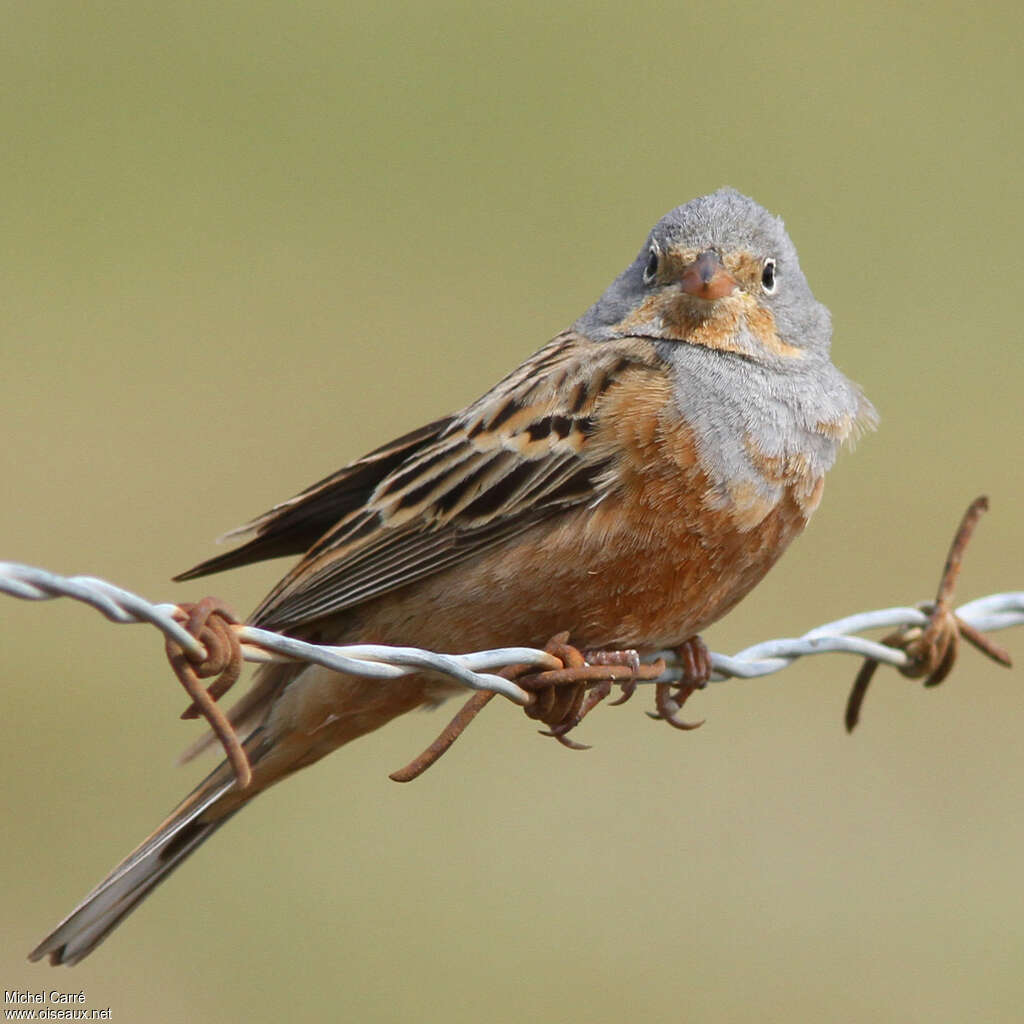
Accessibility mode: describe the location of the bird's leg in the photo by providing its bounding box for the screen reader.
[677,634,714,689]
[585,648,641,672]
[585,647,640,705]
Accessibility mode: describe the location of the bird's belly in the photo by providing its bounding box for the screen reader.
[346,482,812,658]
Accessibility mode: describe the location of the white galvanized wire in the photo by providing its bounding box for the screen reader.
[1,562,1021,706]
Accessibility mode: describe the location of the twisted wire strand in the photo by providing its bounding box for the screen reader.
[2,561,1021,703]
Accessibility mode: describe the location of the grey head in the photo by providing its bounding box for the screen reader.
[575,188,876,515]
[576,187,832,363]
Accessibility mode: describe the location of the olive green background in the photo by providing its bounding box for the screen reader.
[2,2,1022,1021]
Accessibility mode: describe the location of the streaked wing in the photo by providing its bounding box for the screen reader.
[174,417,453,581]
[247,331,661,632]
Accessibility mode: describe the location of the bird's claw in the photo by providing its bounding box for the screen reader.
[608,678,638,706]
[645,636,710,730]
[647,681,705,730]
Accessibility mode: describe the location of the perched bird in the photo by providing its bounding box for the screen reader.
[30,188,874,965]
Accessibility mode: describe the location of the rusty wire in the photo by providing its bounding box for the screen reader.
[164,597,250,788]
[843,497,1013,731]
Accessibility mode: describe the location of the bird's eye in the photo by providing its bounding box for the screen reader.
[761,258,777,294]
[643,245,660,284]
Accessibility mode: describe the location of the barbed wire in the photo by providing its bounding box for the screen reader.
[1,561,1020,696]
[1,498,1019,783]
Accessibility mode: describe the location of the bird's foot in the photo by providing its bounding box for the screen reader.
[522,634,664,748]
[646,635,710,730]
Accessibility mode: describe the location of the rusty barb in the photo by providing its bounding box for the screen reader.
[390,633,672,782]
[844,496,1013,732]
[163,597,250,787]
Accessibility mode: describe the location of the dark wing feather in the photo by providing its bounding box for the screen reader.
[248,332,659,632]
[174,416,453,581]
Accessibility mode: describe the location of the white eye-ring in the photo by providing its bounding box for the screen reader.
[643,242,661,284]
[761,257,778,294]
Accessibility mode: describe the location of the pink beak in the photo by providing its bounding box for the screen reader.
[679,250,739,301]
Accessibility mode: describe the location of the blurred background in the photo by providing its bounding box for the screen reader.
[2,2,1022,1021]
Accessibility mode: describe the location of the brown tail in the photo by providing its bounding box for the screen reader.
[29,750,248,966]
